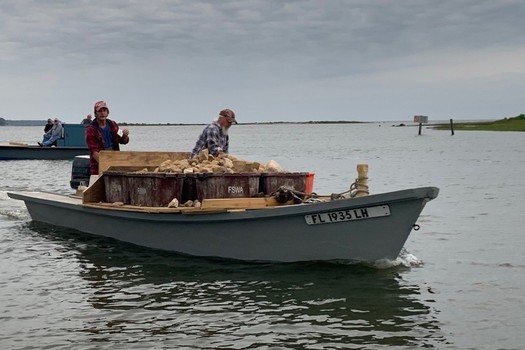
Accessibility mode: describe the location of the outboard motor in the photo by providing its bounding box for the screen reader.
[70,155,91,189]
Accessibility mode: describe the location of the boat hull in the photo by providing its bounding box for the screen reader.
[0,145,89,160]
[8,187,439,262]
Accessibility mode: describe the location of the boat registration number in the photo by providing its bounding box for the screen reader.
[304,205,390,225]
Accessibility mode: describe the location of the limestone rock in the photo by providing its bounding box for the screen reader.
[139,150,291,175]
[168,198,179,208]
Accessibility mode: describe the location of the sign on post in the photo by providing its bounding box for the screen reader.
[413,115,429,123]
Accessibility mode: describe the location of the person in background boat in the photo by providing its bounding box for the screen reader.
[85,100,129,175]
[190,108,237,158]
[38,118,63,147]
[43,118,53,133]
[81,114,92,125]
[41,118,53,142]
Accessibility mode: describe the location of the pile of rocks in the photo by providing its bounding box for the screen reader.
[135,149,288,174]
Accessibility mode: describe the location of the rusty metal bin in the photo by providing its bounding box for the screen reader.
[127,172,185,207]
[259,172,309,195]
[196,173,260,200]
[104,171,130,203]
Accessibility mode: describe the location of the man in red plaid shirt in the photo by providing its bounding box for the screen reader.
[85,101,130,175]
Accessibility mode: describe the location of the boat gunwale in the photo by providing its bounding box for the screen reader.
[8,186,439,223]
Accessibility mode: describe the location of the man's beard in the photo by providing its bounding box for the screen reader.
[222,126,229,135]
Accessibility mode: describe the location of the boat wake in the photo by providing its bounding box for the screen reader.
[0,191,30,220]
[0,208,29,221]
[323,248,423,269]
[0,191,9,201]
[372,248,423,269]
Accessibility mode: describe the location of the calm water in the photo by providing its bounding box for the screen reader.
[1,123,524,349]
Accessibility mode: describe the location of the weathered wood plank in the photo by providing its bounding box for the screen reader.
[82,202,230,214]
[83,202,185,213]
[82,175,106,203]
[201,197,293,209]
[98,151,190,173]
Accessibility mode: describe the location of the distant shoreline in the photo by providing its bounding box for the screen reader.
[119,120,370,126]
[429,114,524,132]
[0,120,370,127]
[2,118,522,131]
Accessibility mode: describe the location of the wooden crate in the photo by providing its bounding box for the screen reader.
[98,151,190,173]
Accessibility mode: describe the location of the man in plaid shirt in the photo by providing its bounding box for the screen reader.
[191,109,237,157]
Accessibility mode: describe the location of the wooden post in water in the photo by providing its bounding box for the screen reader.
[355,164,369,197]
[418,122,422,135]
[450,118,455,135]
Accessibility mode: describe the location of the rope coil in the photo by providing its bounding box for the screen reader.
[271,163,370,204]
[350,177,369,198]
[271,186,311,204]
[270,180,370,204]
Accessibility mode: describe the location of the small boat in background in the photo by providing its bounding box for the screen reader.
[0,124,88,160]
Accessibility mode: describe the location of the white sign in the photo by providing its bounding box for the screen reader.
[414,115,429,123]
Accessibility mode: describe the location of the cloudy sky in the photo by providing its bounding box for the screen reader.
[1,0,524,124]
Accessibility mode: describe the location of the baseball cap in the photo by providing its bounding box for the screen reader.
[94,101,109,112]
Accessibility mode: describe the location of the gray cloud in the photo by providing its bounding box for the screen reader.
[1,0,524,122]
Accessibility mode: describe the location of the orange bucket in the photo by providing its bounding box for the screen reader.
[306,173,315,193]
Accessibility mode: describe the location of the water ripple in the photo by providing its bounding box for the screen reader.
[0,221,447,349]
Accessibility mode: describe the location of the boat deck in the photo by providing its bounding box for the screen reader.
[14,191,300,214]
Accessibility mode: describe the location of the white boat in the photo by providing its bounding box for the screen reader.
[7,186,438,263]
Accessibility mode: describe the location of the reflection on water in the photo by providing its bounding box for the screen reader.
[13,222,447,349]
